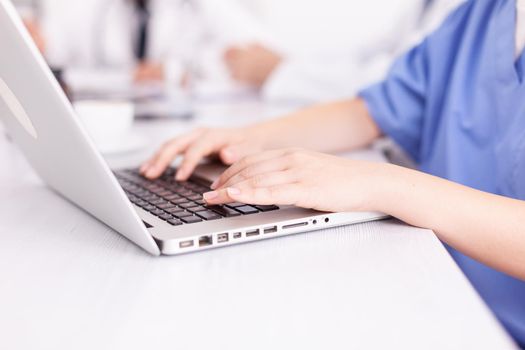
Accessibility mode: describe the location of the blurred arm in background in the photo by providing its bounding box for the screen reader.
[223,44,282,89]
[22,18,46,53]
[14,0,46,53]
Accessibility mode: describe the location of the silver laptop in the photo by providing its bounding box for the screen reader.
[0,0,387,256]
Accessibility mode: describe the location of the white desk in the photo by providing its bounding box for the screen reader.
[0,101,517,350]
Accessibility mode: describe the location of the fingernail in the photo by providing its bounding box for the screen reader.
[210,179,219,190]
[175,170,185,181]
[203,191,218,200]
[223,149,235,162]
[146,167,157,178]
[140,164,149,174]
[227,187,241,196]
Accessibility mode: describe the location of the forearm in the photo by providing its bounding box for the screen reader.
[375,165,525,280]
[246,98,382,153]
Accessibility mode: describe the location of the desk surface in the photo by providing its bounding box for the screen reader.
[0,101,516,350]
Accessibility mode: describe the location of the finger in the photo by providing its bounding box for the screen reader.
[218,158,291,190]
[211,149,288,189]
[141,131,201,178]
[206,170,298,205]
[218,146,239,165]
[203,187,237,204]
[218,141,261,165]
[204,183,301,206]
[231,183,301,206]
[229,65,244,81]
[176,137,227,181]
[224,55,236,69]
[143,140,190,179]
[224,47,239,61]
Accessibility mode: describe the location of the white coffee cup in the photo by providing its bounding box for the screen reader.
[74,100,140,154]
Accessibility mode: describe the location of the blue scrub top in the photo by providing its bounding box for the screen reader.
[360,0,525,345]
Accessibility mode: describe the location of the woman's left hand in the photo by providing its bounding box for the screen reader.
[134,61,164,82]
[203,148,389,213]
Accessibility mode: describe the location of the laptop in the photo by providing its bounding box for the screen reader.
[0,0,387,256]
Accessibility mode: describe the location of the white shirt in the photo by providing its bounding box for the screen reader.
[40,0,192,81]
[38,0,465,103]
[516,0,525,58]
[217,0,465,103]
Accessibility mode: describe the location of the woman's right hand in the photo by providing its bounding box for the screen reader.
[140,127,267,181]
[23,19,46,54]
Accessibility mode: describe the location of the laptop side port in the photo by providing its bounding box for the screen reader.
[199,235,213,247]
[179,240,194,249]
[264,226,278,234]
[282,222,308,230]
[246,229,260,237]
[232,232,242,239]
[217,233,229,243]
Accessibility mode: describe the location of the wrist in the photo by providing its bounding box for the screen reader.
[372,164,433,219]
[243,124,278,149]
[364,163,409,213]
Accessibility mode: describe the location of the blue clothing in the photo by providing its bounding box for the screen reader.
[360,0,525,345]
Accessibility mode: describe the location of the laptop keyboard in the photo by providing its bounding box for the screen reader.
[114,168,279,226]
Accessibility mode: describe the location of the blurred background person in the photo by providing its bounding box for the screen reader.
[216,0,464,104]
[14,0,463,105]
[14,0,203,98]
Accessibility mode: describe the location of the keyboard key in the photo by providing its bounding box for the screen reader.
[130,189,145,196]
[208,206,241,217]
[151,209,166,217]
[187,194,202,201]
[159,213,174,221]
[165,194,182,201]
[168,219,183,226]
[187,206,207,213]
[157,190,173,197]
[170,198,190,205]
[151,199,168,205]
[255,205,280,212]
[174,211,194,218]
[145,185,162,192]
[165,207,185,214]
[235,206,259,215]
[226,202,247,208]
[195,210,222,221]
[179,202,200,209]
[157,203,177,210]
[181,216,203,224]
[179,190,194,197]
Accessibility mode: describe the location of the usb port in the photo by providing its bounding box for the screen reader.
[179,240,194,249]
[264,226,278,234]
[246,229,260,237]
[199,235,213,247]
[233,232,242,239]
[217,233,229,243]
